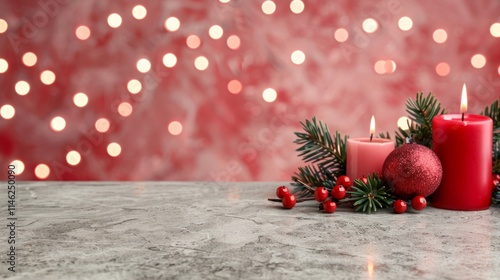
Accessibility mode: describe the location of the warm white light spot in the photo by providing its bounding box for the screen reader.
[219,0,230,3]
[10,160,25,175]
[66,151,81,166]
[0,19,7,33]
[15,81,30,96]
[107,13,122,28]
[436,62,450,77]
[228,80,242,94]
[370,115,376,135]
[127,79,142,94]
[226,35,241,50]
[290,0,305,14]
[40,70,56,85]
[209,25,223,40]
[168,121,183,135]
[194,56,209,71]
[397,116,411,130]
[362,18,378,33]
[164,17,180,32]
[334,28,349,42]
[22,52,37,67]
[398,16,413,31]
[73,93,88,107]
[107,143,122,157]
[75,25,91,40]
[0,104,15,119]
[262,88,277,102]
[498,65,500,76]
[471,54,486,69]
[433,29,447,43]
[490,23,500,38]
[291,50,306,65]
[262,1,276,15]
[384,60,396,74]
[374,60,385,74]
[118,102,133,117]
[461,84,468,113]
[95,118,110,133]
[162,53,177,68]
[136,58,151,73]
[50,116,66,132]
[132,5,147,20]
[0,58,7,73]
[186,35,201,49]
[35,164,50,179]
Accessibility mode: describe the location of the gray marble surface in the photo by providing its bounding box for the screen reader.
[1,181,500,280]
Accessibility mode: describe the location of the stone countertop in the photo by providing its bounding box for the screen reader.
[2,182,500,280]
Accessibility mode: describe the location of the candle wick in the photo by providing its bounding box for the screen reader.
[370,133,373,142]
[461,112,464,122]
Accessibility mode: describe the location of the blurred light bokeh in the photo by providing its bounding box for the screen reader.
[0,0,499,181]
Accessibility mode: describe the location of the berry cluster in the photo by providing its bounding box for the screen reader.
[392,196,427,214]
[270,175,431,214]
[270,175,355,214]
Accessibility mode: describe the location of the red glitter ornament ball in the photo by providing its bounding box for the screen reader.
[382,143,442,200]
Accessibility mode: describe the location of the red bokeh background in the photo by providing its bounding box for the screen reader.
[0,0,499,181]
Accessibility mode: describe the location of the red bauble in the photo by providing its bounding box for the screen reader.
[382,144,442,200]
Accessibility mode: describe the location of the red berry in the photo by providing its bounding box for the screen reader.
[393,199,407,214]
[336,175,353,189]
[282,194,296,209]
[492,174,500,189]
[493,179,500,190]
[322,200,337,213]
[276,186,290,198]
[411,196,427,211]
[493,174,500,181]
[331,185,346,200]
[314,186,329,202]
[360,176,368,185]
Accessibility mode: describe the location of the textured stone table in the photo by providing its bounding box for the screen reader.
[1,182,500,279]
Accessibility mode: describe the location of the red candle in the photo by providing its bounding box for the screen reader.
[347,116,395,180]
[431,84,493,210]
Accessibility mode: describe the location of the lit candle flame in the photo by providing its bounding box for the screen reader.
[370,115,375,135]
[460,83,467,114]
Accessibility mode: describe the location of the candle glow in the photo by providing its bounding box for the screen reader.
[369,115,375,141]
[460,83,467,114]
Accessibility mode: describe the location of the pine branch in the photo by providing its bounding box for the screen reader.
[342,173,394,214]
[293,117,348,177]
[395,92,446,148]
[291,165,335,188]
[480,100,500,174]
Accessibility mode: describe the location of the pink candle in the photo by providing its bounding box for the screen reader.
[431,84,493,210]
[347,116,395,180]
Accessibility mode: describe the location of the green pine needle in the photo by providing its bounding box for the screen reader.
[480,100,500,174]
[395,92,446,148]
[343,174,394,214]
[293,117,348,178]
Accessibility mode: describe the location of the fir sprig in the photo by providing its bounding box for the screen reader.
[291,165,335,189]
[480,100,500,174]
[293,117,348,178]
[395,92,446,148]
[342,174,394,214]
